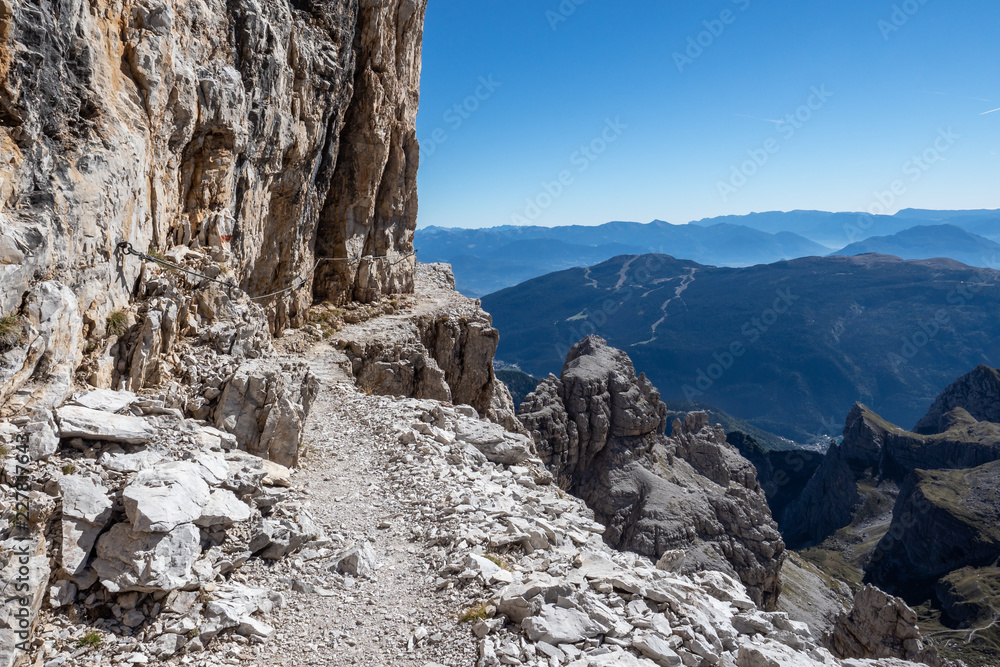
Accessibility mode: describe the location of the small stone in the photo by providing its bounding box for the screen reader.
[48,580,77,608]
[332,542,377,578]
[122,609,145,627]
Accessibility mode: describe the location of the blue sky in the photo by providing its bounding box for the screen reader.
[414,0,1000,229]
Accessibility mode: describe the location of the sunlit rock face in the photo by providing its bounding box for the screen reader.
[0,0,426,408]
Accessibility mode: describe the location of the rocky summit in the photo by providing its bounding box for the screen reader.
[518,336,786,613]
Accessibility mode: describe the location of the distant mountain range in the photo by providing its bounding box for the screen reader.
[831,224,1000,268]
[417,209,999,296]
[691,208,1000,246]
[482,253,1000,443]
[416,220,826,296]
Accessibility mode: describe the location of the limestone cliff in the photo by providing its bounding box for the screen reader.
[0,0,426,413]
[335,264,523,433]
[866,461,1000,591]
[782,401,1000,548]
[914,365,1000,435]
[519,336,786,610]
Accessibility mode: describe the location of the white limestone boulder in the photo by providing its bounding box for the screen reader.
[23,412,58,461]
[633,633,683,666]
[455,418,532,465]
[56,405,156,444]
[521,605,608,645]
[58,475,113,575]
[195,489,252,528]
[68,389,137,413]
[332,541,377,578]
[123,461,212,532]
[92,522,201,593]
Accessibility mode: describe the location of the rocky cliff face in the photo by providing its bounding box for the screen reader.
[782,401,1000,548]
[781,442,862,548]
[0,0,426,413]
[866,461,1000,591]
[914,365,1000,435]
[726,431,824,530]
[519,336,786,611]
[335,264,523,433]
[0,4,428,662]
[842,403,1000,480]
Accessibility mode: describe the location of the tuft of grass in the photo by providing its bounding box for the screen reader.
[0,442,9,458]
[483,553,513,572]
[61,464,77,475]
[458,602,490,624]
[106,309,128,338]
[556,475,573,493]
[78,631,102,648]
[0,314,23,349]
[358,377,378,396]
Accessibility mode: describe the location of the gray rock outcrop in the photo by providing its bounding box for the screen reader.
[826,586,944,666]
[214,358,319,467]
[339,264,522,433]
[519,336,786,610]
[914,365,1000,435]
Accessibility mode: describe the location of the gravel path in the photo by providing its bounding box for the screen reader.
[242,342,478,667]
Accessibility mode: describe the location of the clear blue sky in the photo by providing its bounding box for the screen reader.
[415,0,1000,229]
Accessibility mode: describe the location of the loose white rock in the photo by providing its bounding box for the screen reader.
[92,523,201,592]
[55,405,156,444]
[123,461,212,532]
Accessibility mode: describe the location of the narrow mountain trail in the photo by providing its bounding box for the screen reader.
[239,341,478,667]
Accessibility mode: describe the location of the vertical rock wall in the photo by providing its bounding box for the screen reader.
[313,0,423,304]
[0,0,426,409]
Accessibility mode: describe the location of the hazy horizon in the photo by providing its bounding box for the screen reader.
[417,206,1000,230]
